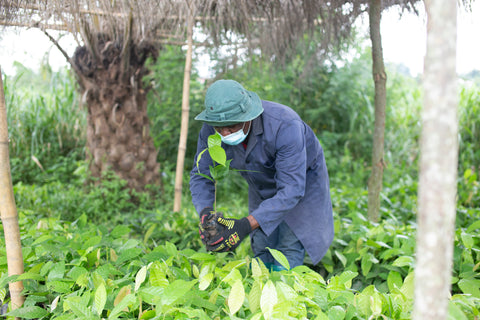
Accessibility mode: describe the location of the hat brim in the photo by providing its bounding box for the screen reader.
[195,90,263,127]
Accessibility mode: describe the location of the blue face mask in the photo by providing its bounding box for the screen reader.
[220,122,250,145]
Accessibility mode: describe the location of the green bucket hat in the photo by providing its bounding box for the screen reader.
[195,80,263,127]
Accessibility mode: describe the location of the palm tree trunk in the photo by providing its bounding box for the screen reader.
[367,0,387,222]
[73,35,161,191]
[0,67,25,313]
[413,0,458,319]
[173,2,195,212]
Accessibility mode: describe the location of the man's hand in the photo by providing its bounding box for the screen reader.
[199,207,213,225]
[199,207,213,245]
[206,216,252,252]
[199,208,227,246]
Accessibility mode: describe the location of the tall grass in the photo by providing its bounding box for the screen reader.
[4,63,86,184]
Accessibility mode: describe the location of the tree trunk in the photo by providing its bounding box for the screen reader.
[367,0,387,222]
[73,35,161,191]
[412,1,458,319]
[173,3,195,212]
[0,67,25,314]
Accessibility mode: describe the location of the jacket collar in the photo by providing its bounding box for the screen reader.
[245,113,263,156]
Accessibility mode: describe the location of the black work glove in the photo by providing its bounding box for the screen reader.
[198,207,213,245]
[206,216,252,252]
[199,207,213,225]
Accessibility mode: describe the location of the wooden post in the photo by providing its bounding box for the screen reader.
[0,67,25,313]
[173,3,195,212]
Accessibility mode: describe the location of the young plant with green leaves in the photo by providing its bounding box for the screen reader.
[195,133,232,214]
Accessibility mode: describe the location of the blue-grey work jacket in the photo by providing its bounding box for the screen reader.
[190,100,334,265]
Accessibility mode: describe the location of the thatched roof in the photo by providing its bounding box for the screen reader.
[1,0,421,61]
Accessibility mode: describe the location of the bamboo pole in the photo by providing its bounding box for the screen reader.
[0,67,25,312]
[173,3,195,212]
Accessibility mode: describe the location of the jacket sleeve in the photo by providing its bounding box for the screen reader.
[251,120,307,235]
[189,124,216,215]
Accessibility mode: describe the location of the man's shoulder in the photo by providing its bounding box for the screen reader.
[261,100,300,122]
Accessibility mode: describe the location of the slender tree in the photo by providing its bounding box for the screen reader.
[367,0,387,222]
[0,67,25,313]
[413,0,458,320]
[412,0,458,318]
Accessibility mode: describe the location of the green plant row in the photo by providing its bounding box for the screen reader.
[0,201,479,319]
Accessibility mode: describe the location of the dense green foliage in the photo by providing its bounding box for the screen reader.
[1,46,480,318]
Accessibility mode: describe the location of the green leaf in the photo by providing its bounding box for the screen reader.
[222,268,243,286]
[338,270,358,288]
[140,310,157,319]
[196,148,209,170]
[95,283,107,315]
[199,272,213,291]
[111,225,131,238]
[228,279,245,315]
[211,162,230,180]
[115,248,142,265]
[149,265,169,288]
[138,286,164,304]
[458,278,480,298]
[467,220,480,233]
[392,256,414,267]
[65,297,94,318]
[109,293,136,320]
[195,172,214,182]
[208,133,222,148]
[400,272,415,300]
[47,261,65,281]
[267,248,290,270]
[251,258,263,278]
[92,271,106,289]
[0,288,6,303]
[82,235,102,249]
[361,253,373,276]
[251,313,263,320]
[334,250,347,267]
[387,271,403,292]
[356,285,376,317]
[370,291,383,315]
[7,306,49,319]
[189,252,216,261]
[249,280,262,314]
[275,281,298,301]
[460,232,474,249]
[143,224,156,245]
[208,145,227,166]
[32,234,53,245]
[47,280,72,293]
[17,272,45,281]
[448,301,469,320]
[315,310,330,320]
[260,280,277,319]
[327,305,345,320]
[135,266,147,292]
[161,279,197,306]
[67,266,88,282]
